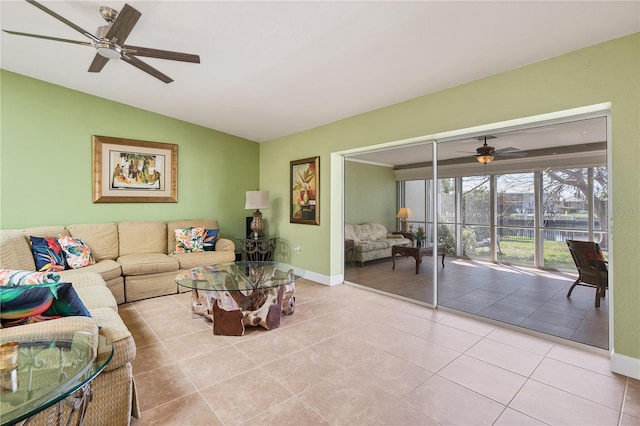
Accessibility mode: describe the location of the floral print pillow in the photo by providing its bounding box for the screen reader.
[174,227,205,254]
[29,236,67,272]
[57,235,96,269]
[0,269,61,286]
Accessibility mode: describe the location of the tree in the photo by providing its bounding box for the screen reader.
[544,167,608,246]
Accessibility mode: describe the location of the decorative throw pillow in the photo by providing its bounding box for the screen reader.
[29,236,67,272]
[174,227,205,254]
[57,235,96,269]
[0,282,91,327]
[0,269,61,287]
[203,229,219,251]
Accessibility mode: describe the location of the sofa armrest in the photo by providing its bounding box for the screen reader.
[387,233,405,239]
[215,238,235,252]
[0,316,99,345]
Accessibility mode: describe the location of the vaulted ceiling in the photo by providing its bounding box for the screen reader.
[2,1,639,142]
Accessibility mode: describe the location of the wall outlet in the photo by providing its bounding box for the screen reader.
[294,246,301,253]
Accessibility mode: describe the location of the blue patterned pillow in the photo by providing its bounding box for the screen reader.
[0,282,91,327]
[29,236,67,272]
[203,229,219,251]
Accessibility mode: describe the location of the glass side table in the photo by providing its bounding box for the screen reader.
[0,333,113,426]
[235,236,278,261]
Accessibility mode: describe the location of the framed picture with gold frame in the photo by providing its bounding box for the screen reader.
[92,135,178,203]
[290,156,319,225]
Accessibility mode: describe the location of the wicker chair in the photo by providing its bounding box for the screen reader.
[566,239,608,308]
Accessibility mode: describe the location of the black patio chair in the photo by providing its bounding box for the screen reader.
[566,239,608,308]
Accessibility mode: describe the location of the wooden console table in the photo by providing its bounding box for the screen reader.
[391,244,445,274]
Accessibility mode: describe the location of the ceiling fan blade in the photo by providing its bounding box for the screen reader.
[26,0,99,42]
[2,30,92,46]
[494,146,520,153]
[124,45,200,63]
[88,53,109,73]
[122,55,173,83]
[497,151,528,158]
[105,4,141,45]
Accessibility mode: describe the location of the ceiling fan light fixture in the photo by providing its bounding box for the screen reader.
[477,153,495,164]
[96,42,122,59]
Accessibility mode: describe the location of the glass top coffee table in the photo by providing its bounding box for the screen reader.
[176,261,305,336]
[0,333,113,425]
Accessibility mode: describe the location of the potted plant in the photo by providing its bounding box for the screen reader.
[413,226,426,248]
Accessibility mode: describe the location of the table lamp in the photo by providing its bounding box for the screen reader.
[245,190,270,239]
[396,207,412,233]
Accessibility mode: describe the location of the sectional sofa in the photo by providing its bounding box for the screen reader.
[344,223,412,266]
[0,219,235,424]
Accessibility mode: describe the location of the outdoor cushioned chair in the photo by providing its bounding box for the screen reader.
[566,239,608,308]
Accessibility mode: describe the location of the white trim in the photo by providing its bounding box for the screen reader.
[611,351,640,380]
[344,157,394,168]
[303,269,339,286]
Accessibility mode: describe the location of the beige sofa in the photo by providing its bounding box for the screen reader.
[0,219,235,424]
[1,219,236,304]
[0,272,137,425]
[345,223,412,266]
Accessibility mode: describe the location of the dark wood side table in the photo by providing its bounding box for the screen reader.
[391,244,446,274]
[344,239,355,266]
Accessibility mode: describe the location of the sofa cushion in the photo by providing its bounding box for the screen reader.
[118,221,167,256]
[23,226,69,239]
[29,236,67,272]
[86,307,135,372]
[170,250,236,270]
[39,271,117,312]
[345,223,389,241]
[356,240,390,252]
[57,235,96,269]
[173,227,205,254]
[117,253,179,276]
[67,223,119,261]
[59,259,122,283]
[0,230,37,271]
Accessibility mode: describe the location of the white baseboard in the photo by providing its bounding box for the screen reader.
[301,270,342,286]
[611,351,640,379]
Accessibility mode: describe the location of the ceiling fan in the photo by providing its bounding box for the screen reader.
[460,136,526,164]
[2,0,200,83]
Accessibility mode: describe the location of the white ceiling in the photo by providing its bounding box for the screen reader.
[1,1,639,143]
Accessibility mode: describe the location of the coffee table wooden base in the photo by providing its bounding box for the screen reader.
[392,245,445,274]
[191,283,296,336]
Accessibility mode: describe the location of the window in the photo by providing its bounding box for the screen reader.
[399,166,607,270]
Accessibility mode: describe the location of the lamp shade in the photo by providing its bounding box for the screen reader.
[396,207,412,219]
[245,191,270,210]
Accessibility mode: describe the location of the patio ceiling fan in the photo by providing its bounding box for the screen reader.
[2,0,200,83]
[460,136,526,164]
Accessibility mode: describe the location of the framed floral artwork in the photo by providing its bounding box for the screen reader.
[290,156,319,225]
[92,135,177,203]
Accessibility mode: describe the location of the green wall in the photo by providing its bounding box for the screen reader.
[0,71,259,238]
[344,161,396,230]
[261,34,640,364]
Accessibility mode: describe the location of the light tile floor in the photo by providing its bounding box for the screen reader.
[345,256,608,349]
[125,280,638,425]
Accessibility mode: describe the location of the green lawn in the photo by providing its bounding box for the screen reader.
[473,239,576,270]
